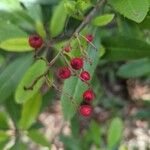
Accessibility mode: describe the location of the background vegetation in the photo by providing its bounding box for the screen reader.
[0,0,150,149]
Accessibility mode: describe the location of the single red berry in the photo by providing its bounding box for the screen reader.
[83,89,95,102]
[79,105,93,117]
[80,71,90,81]
[63,45,72,52]
[70,57,83,70]
[58,67,71,79]
[86,34,94,42]
[29,35,43,49]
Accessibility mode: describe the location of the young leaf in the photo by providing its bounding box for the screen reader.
[92,14,114,26]
[61,29,101,120]
[15,60,46,104]
[109,0,149,23]
[0,38,33,52]
[27,130,50,148]
[102,36,150,61]
[50,1,67,37]
[117,58,150,78]
[107,117,124,149]
[19,93,42,129]
[0,54,33,102]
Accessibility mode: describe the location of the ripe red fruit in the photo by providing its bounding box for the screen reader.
[83,89,95,102]
[29,35,43,49]
[86,34,94,42]
[80,71,90,81]
[58,67,71,79]
[70,57,83,70]
[79,105,93,117]
[63,45,72,52]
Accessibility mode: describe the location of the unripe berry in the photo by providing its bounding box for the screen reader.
[58,67,71,79]
[79,105,93,117]
[83,89,95,102]
[86,34,94,42]
[29,35,43,49]
[80,71,90,81]
[70,57,83,70]
[63,45,72,52]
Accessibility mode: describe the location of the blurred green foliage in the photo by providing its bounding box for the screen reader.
[0,0,150,149]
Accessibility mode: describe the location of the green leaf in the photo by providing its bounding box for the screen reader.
[109,0,149,23]
[0,54,5,67]
[50,1,67,37]
[15,60,46,104]
[0,22,27,42]
[5,97,22,124]
[0,54,33,102]
[19,93,42,129]
[10,139,28,150]
[92,14,114,26]
[107,117,123,149]
[25,4,46,38]
[61,29,101,120]
[0,131,9,142]
[0,38,33,52]
[0,0,22,11]
[27,130,50,148]
[117,58,150,78]
[0,112,9,130]
[89,121,101,146]
[102,36,150,61]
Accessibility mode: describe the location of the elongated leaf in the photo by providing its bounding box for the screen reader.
[5,97,21,124]
[0,55,33,102]
[19,93,42,129]
[25,4,46,38]
[0,112,9,130]
[27,130,50,148]
[92,14,114,26]
[50,1,67,37]
[15,60,46,103]
[0,0,22,11]
[10,140,28,150]
[0,38,33,52]
[117,59,150,78]
[61,29,101,120]
[109,0,149,23]
[102,36,150,61]
[0,22,27,43]
[0,131,9,142]
[89,121,101,146]
[107,117,123,149]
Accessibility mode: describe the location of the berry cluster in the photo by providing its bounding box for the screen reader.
[28,33,95,117]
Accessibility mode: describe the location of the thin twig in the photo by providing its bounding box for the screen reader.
[73,0,106,34]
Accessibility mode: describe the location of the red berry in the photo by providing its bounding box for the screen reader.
[79,105,93,117]
[29,35,43,49]
[83,89,95,102]
[70,57,83,70]
[58,67,71,79]
[80,71,90,81]
[86,34,94,42]
[63,45,72,52]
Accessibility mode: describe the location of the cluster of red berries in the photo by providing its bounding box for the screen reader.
[28,34,95,117]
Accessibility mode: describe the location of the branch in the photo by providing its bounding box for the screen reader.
[74,0,106,34]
